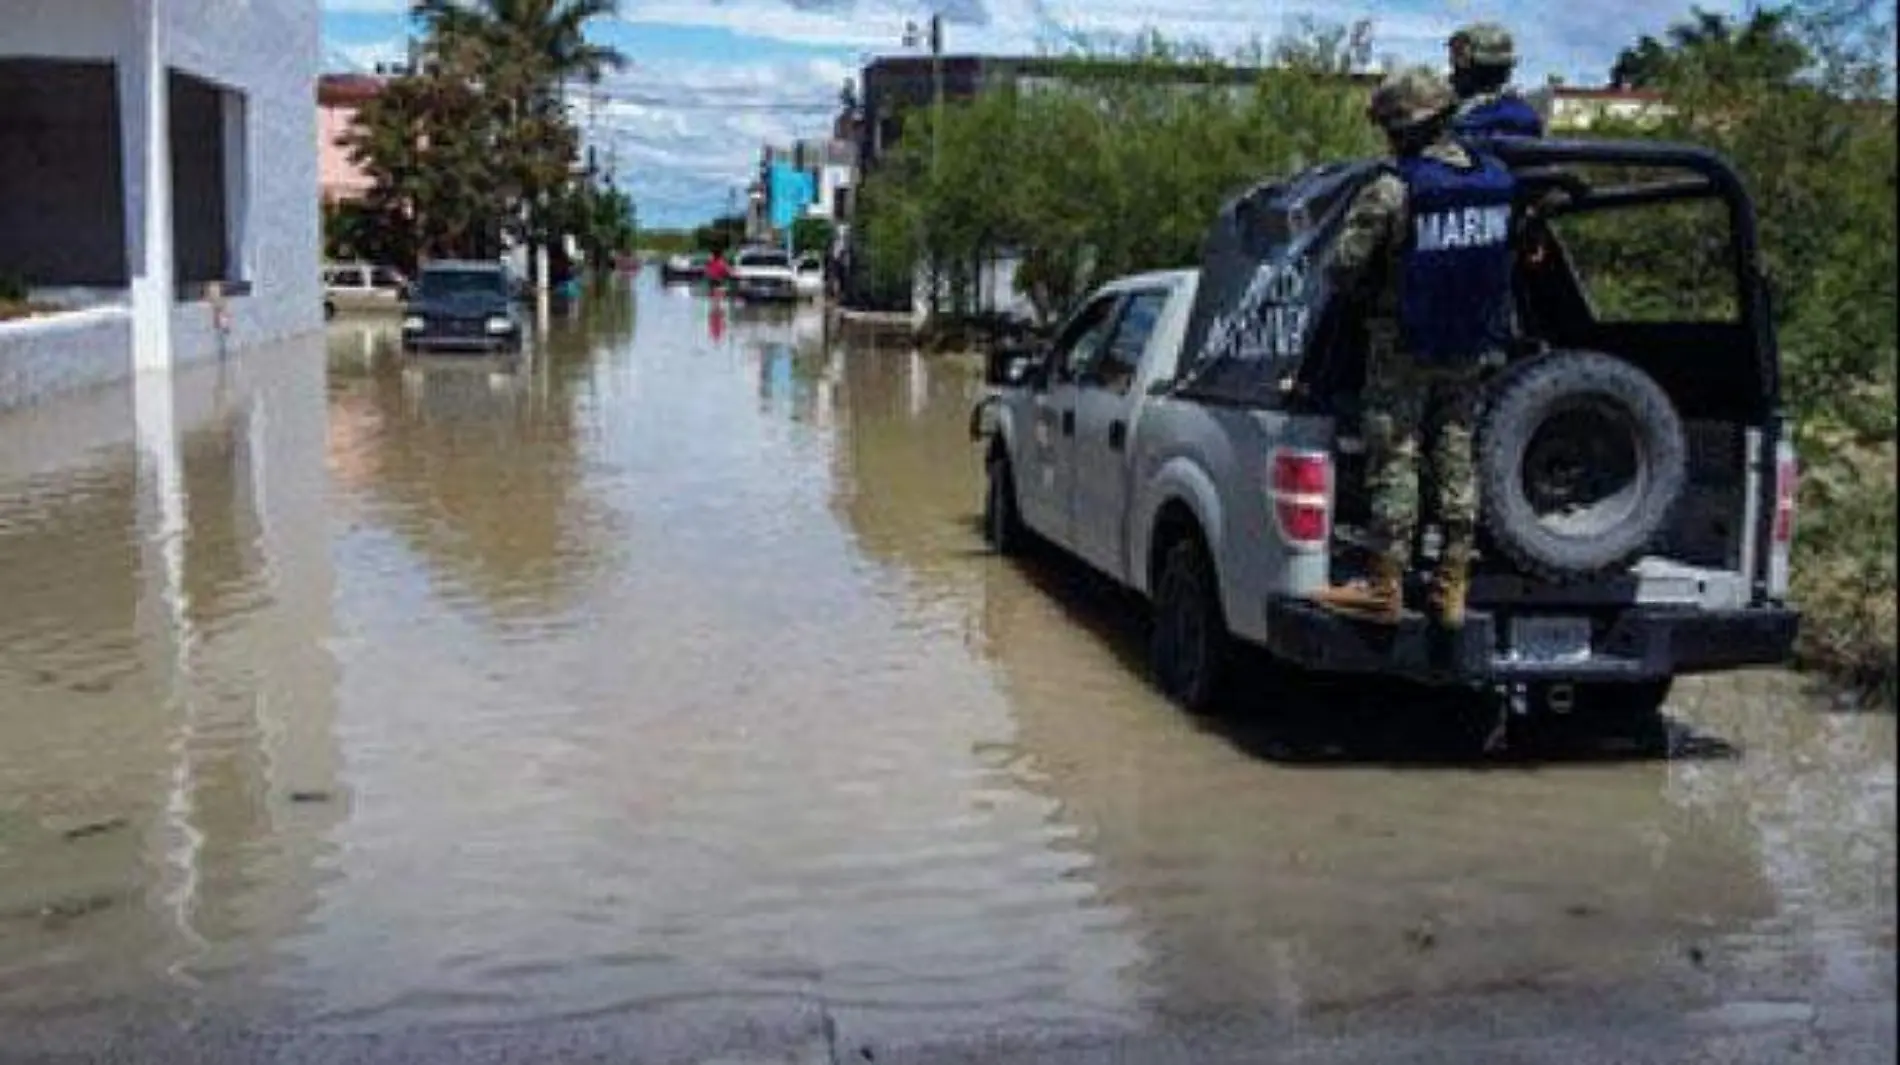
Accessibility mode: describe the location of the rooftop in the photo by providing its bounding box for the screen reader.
[318,72,385,107]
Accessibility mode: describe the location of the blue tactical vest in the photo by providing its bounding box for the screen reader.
[1394,152,1518,366]
[1451,93,1545,138]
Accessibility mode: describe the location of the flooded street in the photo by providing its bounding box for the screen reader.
[1,277,1892,1063]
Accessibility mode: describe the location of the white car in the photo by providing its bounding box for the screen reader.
[793,254,826,300]
[324,262,407,318]
[730,247,800,303]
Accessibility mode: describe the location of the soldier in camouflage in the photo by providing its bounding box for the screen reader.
[1448,23,1545,138]
[1310,67,1519,629]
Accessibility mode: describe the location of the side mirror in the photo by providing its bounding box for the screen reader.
[986,344,1042,387]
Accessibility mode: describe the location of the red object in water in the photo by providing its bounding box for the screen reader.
[705,254,731,284]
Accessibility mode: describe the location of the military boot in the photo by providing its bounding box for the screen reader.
[1428,546,1472,629]
[1311,555,1405,625]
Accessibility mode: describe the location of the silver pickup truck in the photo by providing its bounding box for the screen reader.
[972,136,1801,723]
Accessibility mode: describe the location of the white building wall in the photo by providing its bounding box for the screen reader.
[0,310,134,414]
[163,0,323,364]
[806,162,854,222]
[0,0,320,407]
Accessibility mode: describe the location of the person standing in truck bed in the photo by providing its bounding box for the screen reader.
[1448,23,1545,138]
[1311,66,1519,631]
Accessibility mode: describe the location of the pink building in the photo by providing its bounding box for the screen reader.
[317,73,381,204]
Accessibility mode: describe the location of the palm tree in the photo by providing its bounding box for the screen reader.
[410,1,626,283]
[412,0,627,91]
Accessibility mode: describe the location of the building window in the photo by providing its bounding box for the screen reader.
[0,59,130,287]
[168,70,250,295]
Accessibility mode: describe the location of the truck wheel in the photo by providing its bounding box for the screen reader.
[984,455,1025,555]
[1477,351,1687,583]
[1151,536,1231,714]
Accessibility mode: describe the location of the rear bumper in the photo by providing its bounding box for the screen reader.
[1262,598,1800,685]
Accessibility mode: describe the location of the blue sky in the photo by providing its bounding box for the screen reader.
[320,1,1749,228]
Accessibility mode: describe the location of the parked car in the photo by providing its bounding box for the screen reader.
[730,247,800,303]
[661,253,706,283]
[324,262,407,316]
[793,254,826,300]
[400,260,524,355]
[972,136,1800,727]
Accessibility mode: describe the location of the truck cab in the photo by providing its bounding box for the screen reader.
[976,136,1802,723]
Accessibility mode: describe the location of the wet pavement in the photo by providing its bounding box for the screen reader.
[0,277,1892,1063]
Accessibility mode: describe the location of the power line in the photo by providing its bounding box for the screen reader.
[581,95,840,113]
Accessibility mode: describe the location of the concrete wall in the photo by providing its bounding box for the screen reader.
[0,308,133,414]
[809,162,854,223]
[163,0,324,365]
[1,0,321,406]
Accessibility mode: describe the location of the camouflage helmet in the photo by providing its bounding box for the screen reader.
[1449,22,1516,69]
[1367,66,1456,132]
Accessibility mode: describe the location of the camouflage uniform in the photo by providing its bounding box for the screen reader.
[1313,67,1505,628]
[1328,144,1485,574]
[1447,23,1545,137]
[1448,22,1517,83]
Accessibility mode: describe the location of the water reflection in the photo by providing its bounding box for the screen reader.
[323,313,624,636]
[0,343,344,1022]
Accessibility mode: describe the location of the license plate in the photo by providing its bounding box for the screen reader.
[1509,616,1592,663]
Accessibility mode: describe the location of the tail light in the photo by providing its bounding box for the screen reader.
[1270,447,1333,551]
[1773,454,1798,545]
[1767,443,1797,599]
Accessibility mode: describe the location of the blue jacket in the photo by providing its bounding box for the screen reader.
[1451,92,1545,138]
[1394,151,1518,365]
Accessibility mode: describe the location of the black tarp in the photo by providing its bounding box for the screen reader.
[1173,160,1384,406]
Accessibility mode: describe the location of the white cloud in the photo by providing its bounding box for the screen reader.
[335,36,410,72]
[581,56,851,221]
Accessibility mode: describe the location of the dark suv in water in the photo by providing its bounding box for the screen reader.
[401,260,524,355]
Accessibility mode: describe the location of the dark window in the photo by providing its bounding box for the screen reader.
[1089,289,1169,394]
[417,269,507,300]
[0,59,128,286]
[169,70,229,288]
[371,267,404,289]
[1053,295,1123,381]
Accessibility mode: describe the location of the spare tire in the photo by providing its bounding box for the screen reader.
[1476,350,1687,583]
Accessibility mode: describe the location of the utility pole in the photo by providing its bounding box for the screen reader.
[929,13,943,177]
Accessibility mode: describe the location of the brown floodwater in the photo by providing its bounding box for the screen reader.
[0,278,1892,1060]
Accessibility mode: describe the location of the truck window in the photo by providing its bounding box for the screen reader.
[1053,295,1123,382]
[372,267,405,290]
[1088,289,1169,395]
[416,268,506,300]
